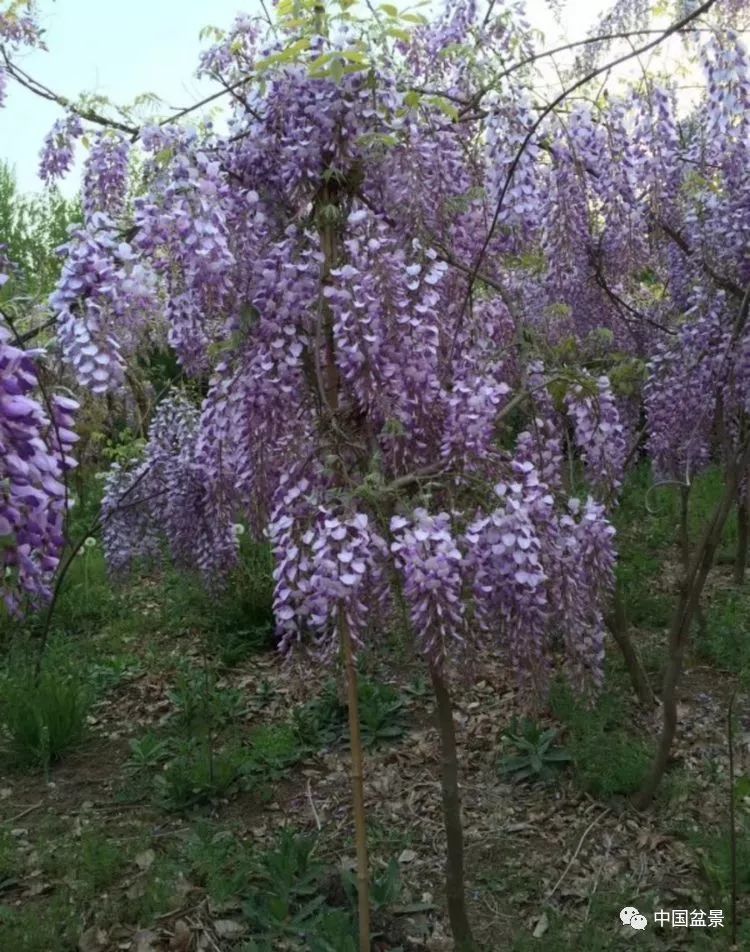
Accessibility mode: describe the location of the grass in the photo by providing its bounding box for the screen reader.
[154,738,247,811]
[157,539,275,663]
[0,665,91,770]
[0,896,79,952]
[695,586,750,677]
[0,829,17,889]
[291,677,408,752]
[688,812,750,900]
[613,463,739,634]
[0,820,375,952]
[550,680,650,799]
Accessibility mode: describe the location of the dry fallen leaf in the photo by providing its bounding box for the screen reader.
[169,919,192,951]
[78,926,108,952]
[131,930,159,952]
[134,849,156,871]
[214,919,246,938]
[532,911,549,938]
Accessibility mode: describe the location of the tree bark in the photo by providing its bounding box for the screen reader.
[734,486,749,585]
[429,663,476,951]
[634,458,746,809]
[728,692,738,946]
[606,582,656,707]
[340,610,370,952]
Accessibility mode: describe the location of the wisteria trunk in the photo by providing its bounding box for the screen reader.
[679,484,691,569]
[606,583,655,707]
[340,610,370,951]
[429,663,476,951]
[734,489,749,585]
[634,458,746,808]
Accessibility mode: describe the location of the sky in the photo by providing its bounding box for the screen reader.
[0,0,666,197]
[1,0,262,193]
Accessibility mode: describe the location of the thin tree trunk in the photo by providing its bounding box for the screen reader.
[635,459,746,808]
[735,488,749,585]
[679,483,690,569]
[340,610,370,952]
[606,582,656,707]
[728,692,738,946]
[429,663,476,952]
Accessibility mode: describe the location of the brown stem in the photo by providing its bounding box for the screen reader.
[634,453,747,809]
[735,489,749,585]
[340,610,370,952]
[606,582,656,707]
[429,663,476,951]
[728,691,738,946]
[679,483,691,570]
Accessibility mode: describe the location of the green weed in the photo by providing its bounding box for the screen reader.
[159,541,275,662]
[695,588,750,676]
[292,680,345,750]
[125,731,174,774]
[499,718,572,783]
[0,896,77,952]
[169,663,245,731]
[0,829,18,890]
[690,813,750,898]
[550,681,649,799]
[0,668,91,770]
[357,679,407,748]
[184,825,256,903]
[155,738,245,811]
[241,723,308,800]
[291,677,407,753]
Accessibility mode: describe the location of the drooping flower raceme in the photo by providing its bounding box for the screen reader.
[270,476,389,662]
[566,374,628,495]
[0,318,78,614]
[39,113,84,185]
[82,132,131,222]
[100,390,238,581]
[50,214,159,394]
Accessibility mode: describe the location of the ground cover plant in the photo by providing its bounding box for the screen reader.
[4,0,750,948]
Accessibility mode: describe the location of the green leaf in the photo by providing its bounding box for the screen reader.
[543,750,572,763]
[386,26,411,42]
[0,534,16,552]
[429,96,459,120]
[329,57,344,83]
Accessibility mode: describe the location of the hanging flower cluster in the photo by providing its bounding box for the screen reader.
[53,0,633,692]
[270,478,389,661]
[566,375,628,495]
[50,215,158,393]
[101,391,237,580]
[82,132,131,222]
[0,317,78,614]
[39,113,84,185]
[390,509,468,665]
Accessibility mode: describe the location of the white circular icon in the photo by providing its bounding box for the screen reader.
[620,906,640,926]
[631,914,647,931]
